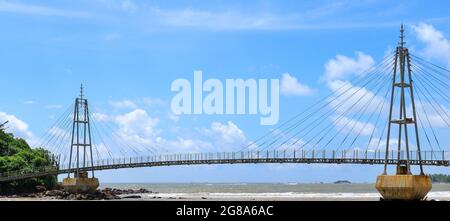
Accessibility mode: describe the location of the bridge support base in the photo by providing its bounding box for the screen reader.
[62,172,99,194]
[375,174,432,201]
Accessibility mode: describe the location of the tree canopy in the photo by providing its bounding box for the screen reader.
[0,126,57,194]
[430,174,450,183]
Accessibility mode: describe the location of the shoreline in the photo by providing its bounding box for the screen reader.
[2,191,450,201]
[2,183,449,201]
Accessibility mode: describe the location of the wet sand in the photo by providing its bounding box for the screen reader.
[1,192,450,201]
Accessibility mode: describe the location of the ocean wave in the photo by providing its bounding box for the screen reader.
[138,191,450,199]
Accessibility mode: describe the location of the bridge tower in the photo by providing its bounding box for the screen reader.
[375,25,432,201]
[61,84,99,193]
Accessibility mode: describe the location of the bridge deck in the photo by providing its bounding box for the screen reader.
[1,150,449,182]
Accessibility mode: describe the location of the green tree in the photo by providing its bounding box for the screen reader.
[0,127,57,194]
[430,174,450,183]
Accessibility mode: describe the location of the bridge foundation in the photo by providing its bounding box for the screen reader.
[375,167,432,201]
[62,172,99,193]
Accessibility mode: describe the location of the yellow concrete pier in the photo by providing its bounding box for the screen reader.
[62,171,99,193]
[376,172,432,201]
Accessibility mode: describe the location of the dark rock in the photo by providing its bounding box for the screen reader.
[121,195,142,199]
[2,187,152,200]
[35,185,47,193]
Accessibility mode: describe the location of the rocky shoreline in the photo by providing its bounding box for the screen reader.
[0,186,153,200]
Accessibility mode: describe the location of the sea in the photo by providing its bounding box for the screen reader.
[99,183,450,201]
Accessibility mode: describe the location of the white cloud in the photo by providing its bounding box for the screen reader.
[152,121,248,153]
[415,102,450,128]
[326,80,386,114]
[145,2,398,31]
[92,112,109,122]
[110,98,164,109]
[0,1,89,18]
[23,100,36,105]
[115,109,160,139]
[0,112,34,142]
[121,0,137,12]
[322,52,375,82]
[367,138,404,151]
[198,121,248,152]
[109,99,137,109]
[106,109,161,154]
[35,126,71,151]
[209,121,246,145]
[47,126,70,140]
[322,51,387,141]
[167,112,180,122]
[280,73,314,96]
[140,97,165,107]
[331,115,374,136]
[92,143,111,158]
[149,7,301,31]
[96,0,137,12]
[87,108,215,154]
[162,137,213,153]
[412,23,450,67]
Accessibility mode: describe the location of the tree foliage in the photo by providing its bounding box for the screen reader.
[0,127,57,194]
[430,174,450,183]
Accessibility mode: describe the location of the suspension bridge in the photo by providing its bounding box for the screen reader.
[0,26,449,200]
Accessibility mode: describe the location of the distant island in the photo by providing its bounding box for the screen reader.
[429,174,450,183]
[333,180,351,184]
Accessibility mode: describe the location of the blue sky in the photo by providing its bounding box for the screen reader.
[0,0,449,183]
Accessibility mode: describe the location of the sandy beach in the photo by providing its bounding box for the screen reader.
[1,183,450,201]
[2,192,450,201]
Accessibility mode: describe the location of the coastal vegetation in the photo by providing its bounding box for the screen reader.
[0,123,57,194]
[429,174,450,183]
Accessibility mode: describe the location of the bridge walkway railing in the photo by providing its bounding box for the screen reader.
[59,149,450,170]
[1,150,449,181]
